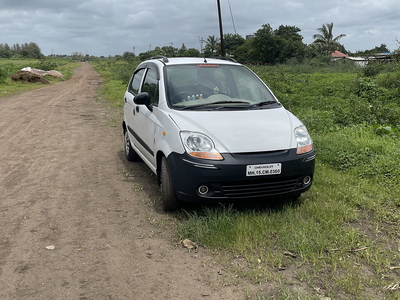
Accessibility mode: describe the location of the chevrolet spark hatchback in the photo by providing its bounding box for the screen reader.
[123,57,315,211]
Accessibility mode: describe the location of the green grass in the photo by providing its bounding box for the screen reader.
[0,58,79,97]
[90,59,139,127]
[4,56,399,299]
[92,58,400,300]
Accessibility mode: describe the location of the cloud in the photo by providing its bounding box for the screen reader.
[0,0,399,56]
[127,11,157,29]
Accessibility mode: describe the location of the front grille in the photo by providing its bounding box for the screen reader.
[220,178,298,198]
[232,150,288,157]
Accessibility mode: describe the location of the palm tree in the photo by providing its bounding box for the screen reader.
[204,35,220,55]
[313,22,346,55]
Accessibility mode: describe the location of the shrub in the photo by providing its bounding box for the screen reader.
[373,124,400,137]
[35,59,58,71]
[353,77,385,100]
[376,71,400,89]
[113,61,138,83]
[362,62,383,77]
[295,108,337,134]
[0,65,8,83]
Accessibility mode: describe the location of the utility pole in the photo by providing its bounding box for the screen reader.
[198,36,205,54]
[217,0,226,57]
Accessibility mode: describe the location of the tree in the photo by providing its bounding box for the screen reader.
[161,46,177,57]
[7,42,43,58]
[223,33,245,57]
[353,44,391,57]
[12,43,21,54]
[204,35,220,56]
[312,22,346,55]
[19,42,43,59]
[234,39,254,63]
[395,39,400,54]
[184,48,201,57]
[0,43,12,58]
[374,43,390,53]
[176,44,200,57]
[122,51,136,60]
[252,24,276,63]
[274,25,305,63]
[250,24,306,64]
[71,52,84,61]
[177,44,187,56]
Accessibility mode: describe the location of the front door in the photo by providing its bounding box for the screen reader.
[125,67,160,168]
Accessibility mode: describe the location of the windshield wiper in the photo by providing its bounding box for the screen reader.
[248,100,277,108]
[180,100,250,110]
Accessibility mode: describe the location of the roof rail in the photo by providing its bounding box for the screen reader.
[209,56,237,63]
[147,56,169,63]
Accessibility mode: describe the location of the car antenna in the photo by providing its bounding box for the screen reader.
[203,57,207,63]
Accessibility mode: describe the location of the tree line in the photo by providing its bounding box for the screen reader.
[0,42,43,59]
[132,22,397,65]
[2,23,398,64]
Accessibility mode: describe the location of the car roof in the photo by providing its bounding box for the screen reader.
[144,56,241,66]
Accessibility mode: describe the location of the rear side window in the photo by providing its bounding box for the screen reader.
[129,69,145,95]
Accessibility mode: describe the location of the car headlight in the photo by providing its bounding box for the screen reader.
[180,132,223,160]
[295,125,313,154]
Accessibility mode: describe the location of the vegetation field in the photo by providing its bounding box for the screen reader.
[3,57,398,299]
[92,58,400,300]
[0,58,79,97]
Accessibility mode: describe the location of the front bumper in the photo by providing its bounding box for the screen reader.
[167,148,316,203]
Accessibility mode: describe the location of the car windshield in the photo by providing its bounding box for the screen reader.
[165,64,279,110]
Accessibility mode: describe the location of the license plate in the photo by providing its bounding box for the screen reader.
[246,163,281,177]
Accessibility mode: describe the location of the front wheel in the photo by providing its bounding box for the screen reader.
[160,156,180,211]
[124,130,139,162]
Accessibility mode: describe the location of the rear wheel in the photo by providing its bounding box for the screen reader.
[160,156,180,211]
[124,130,139,162]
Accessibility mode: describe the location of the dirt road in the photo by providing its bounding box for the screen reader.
[0,63,246,299]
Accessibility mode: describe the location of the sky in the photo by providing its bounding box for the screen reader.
[1,0,399,57]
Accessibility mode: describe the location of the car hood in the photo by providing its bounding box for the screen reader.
[169,108,296,153]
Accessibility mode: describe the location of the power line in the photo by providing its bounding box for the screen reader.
[336,10,400,29]
[227,0,237,35]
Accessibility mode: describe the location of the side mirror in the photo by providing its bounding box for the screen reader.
[134,92,150,106]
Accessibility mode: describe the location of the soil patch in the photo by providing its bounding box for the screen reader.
[0,63,247,299]
[10,71,49,84]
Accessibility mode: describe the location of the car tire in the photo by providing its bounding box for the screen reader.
[124,130,139,162]
[292,194,301,200]
[160,156,180,211]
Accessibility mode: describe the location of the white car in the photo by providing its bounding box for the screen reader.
[123,57,315,211]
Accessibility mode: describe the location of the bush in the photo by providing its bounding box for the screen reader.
[112,61,138,83]
[35,59,58,71]
[376,71,400,89]
[374,124,400,137]
[353,77,385,100]
[0,65,8,83]
[362,62,383,77]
